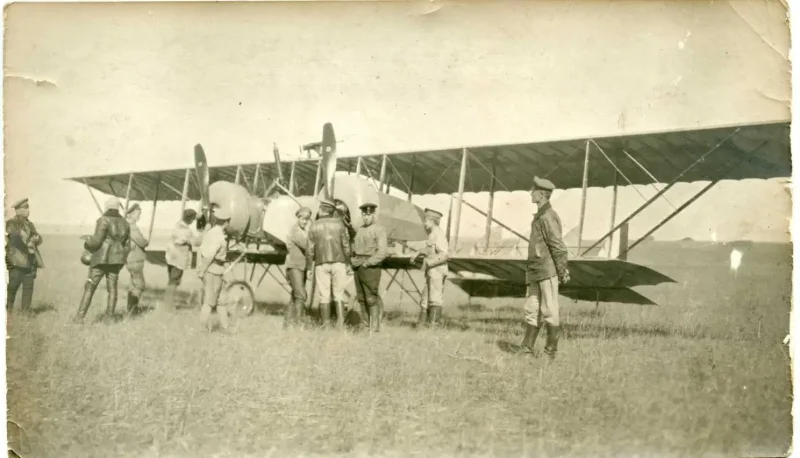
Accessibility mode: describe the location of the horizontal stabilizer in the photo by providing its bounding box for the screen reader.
[446,257,675,289]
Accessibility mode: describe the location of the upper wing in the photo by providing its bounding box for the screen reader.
[65,121,789,202]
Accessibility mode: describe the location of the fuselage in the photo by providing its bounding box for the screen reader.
[208,172,428,249]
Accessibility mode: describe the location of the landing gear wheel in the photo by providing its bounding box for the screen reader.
[225,281,255,318]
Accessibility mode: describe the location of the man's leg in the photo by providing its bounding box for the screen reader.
[361,267,383,332]
[521,282,543,353]
[163,266,182,312]
[74,266,105,323]
[354,267,370,327]
[540,276,561,359]
[105,265,123,319]
[6,268,24,311]
[285,268,305,327]
[19,269,36,313]
[331,262,347,328]
[200,272,224,330]
[127,263,146,314]
[211,274,229,330]
[315,264,332,326]
[426,271,445,328]
[417,276,429,328]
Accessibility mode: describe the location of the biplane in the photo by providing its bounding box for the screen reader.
[66,119,791,316]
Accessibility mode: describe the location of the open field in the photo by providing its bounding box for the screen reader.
[6,234,793,457]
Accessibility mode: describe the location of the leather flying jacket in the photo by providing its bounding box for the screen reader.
[84,209,131,266]
[306,216,351,268]
[5,216,43,270]
[527,201,569,283]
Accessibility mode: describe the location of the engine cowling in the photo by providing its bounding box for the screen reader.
[208,181,265,238]
[260,194,318,244]
[319,173,428,242]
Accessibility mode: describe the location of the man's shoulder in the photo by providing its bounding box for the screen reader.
[543,208,562,224]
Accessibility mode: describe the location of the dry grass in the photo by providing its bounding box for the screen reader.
[6,235,793,457]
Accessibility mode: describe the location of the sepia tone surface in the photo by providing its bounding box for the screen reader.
[4,1,792,457]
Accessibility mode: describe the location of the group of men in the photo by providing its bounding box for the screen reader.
[5,175,570,356]
[283,197,451,332]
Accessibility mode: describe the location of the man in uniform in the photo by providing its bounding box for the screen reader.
[351,202,388,332]
[411,208,449,329]
[74,197,131,323]
[283,206,311,328]
[5,198,44,313]
[164,208,203,311]
[306,200,351,328]
[196,207,232,332]
[521,176,570,359]
[125,203,149,315]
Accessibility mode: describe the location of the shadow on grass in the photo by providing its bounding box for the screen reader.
[24,302,58,316]
[383,309,711,341]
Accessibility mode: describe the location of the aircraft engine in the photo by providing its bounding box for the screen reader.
[319,173,428,242]
[208,181,259,238]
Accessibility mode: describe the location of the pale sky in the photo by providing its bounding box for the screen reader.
[3,1,792,242]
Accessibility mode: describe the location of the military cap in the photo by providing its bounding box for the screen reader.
[359,202,378,214]
[424,208,443,218]
[532,176,556,191]
[104,196,122,211]
[126,203,141,215]
[212,206,231,220]
[12,198,29,210]
[295,206,312,218]
[319,200,336,211]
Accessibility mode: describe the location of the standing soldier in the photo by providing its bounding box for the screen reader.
[521,177,570,360]
[164,208,203,311]
[283,206,312,328]
[306,200,351,328]
[351,202,388,332]
[5,198,44,313]
[411,208,449,329]
[196,207,232,332]
[74,197,131,324]
[125,203,149,315]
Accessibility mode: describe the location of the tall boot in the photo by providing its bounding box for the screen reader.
[417,307,428,329]
[369,305,380,333]
[520,323,540,354]
[105,279,118,322]
[335,301,345,329]
[428,306,443,329]
[73,283,97,324]
[544,324,560,360]
[127,292,140,315]
[320,300,331,327]
[329,302,338,323]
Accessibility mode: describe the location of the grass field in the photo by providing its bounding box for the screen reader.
[6,234,793,457]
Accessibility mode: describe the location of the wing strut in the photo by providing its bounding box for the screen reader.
[620,139,769,257]
[124,174,134,212]
[82,179,103,214]
[147,176,161,241]
[580,127,742,257]
[577,140,591,253]
[450,148,469,252]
